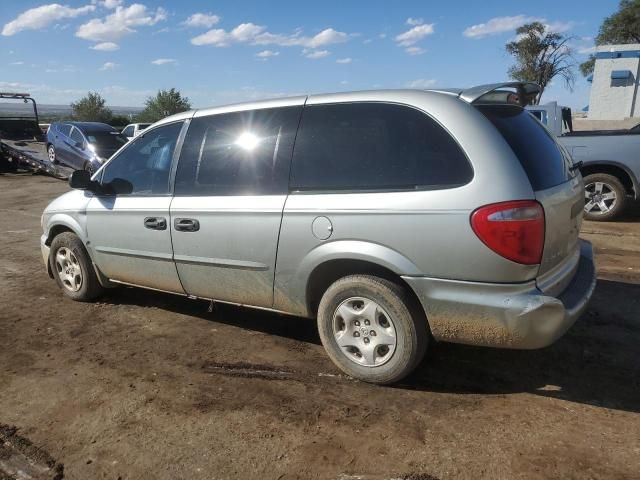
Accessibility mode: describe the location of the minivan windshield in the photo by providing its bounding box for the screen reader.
[477,104,573,190]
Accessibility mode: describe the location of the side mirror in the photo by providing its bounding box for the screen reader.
[69,170,92,190]
[76,141,84,149]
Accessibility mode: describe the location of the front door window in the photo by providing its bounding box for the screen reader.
[100,122,183,195]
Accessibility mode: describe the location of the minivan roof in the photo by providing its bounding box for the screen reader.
[153,82,541,128]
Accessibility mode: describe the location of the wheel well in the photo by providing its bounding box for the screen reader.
[306,259,426,322]
[581,164,636,197]
[46,225,73,246]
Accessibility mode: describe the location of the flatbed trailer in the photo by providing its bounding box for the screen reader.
[0,92,71,177]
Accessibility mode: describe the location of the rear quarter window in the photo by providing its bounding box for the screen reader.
[477,105,573,191]
[290,102,473,191]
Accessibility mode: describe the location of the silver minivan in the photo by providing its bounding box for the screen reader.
[40,82,596,384]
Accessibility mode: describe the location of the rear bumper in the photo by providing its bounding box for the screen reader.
[403,240,596,349]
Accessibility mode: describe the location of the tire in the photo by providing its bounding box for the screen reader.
[583,173,626,221]
[47,144,57,164]
[49,232,104,302]
[317,275,428,385]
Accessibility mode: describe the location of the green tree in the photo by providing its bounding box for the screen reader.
[109,114,131,128]
[71,91,112,122]
[506,22,576,104]
[580,0,640,76]
[136,88,191,123]
[580,56,596,77]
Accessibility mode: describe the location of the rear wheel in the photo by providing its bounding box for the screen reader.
[50,232,103,301]
[583,173,626,221]
[317,275,428,384]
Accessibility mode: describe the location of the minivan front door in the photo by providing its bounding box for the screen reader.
[170,105,303,307]
[85,121,186,293]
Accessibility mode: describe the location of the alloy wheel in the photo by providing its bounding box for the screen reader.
[332,296,397,367]
[584,181,617,215]
[54,247,83,292]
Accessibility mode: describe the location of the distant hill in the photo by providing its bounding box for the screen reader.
[0,102,142,119]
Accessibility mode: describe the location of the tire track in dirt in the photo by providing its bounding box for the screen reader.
[0,425,63,480]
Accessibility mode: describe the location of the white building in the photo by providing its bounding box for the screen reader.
[587,43,640,120]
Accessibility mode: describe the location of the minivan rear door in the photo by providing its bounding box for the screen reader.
[477,104,583,279]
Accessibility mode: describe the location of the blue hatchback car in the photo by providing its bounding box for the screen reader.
[46,122,129,174]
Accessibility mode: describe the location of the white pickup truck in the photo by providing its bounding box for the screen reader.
[527,102,640,221]
[121,123,151,140]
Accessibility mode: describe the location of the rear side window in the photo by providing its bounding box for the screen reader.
[290,103,472,191]
[477,105,572,190]
[175,106,302,196]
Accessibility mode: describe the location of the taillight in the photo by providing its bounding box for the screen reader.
[470,200,545,265]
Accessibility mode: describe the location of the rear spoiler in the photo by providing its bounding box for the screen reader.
[456,82,541,107]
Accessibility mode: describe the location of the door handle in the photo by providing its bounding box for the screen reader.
[144,217,167,230]
[174,218,200,232]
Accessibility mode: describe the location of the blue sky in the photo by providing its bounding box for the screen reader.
[0,0,619,108]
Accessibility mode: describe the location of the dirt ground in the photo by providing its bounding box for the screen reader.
[1,173,639,480]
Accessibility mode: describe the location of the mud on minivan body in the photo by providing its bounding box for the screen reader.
[41,82,596,384]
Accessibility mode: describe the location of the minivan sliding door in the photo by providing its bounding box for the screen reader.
[170,105,303,307]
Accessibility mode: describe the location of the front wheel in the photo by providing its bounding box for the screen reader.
[583,173,626,221]
[49,232,104,301]
[317,275,428,385]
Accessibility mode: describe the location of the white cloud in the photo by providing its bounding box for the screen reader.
[2,3,95,36]
[406,17,424,26]
[463,15,539,38]
[578,45,596,54]
[100,0,122,8]
[9,61,25,65]
[151,58,177,65]
[545,21,574,34]
[183,13,220,29]
[405,78,437,89]
[0,80,154,106]
[336,57,352,64]
[100,85,154,105]
[255,50,279,58]
[44,67,78,73]
[99,61,117,70]
[302,28,349,48]
[304,49,330,59]
[405,46,426,55]
[191,22,265,46]
[464,15,575,39]
[209,86,296,106]
[395,23,434,47]
[192,24,350,50]
[90,41,119,51]
[76,3,167,42]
